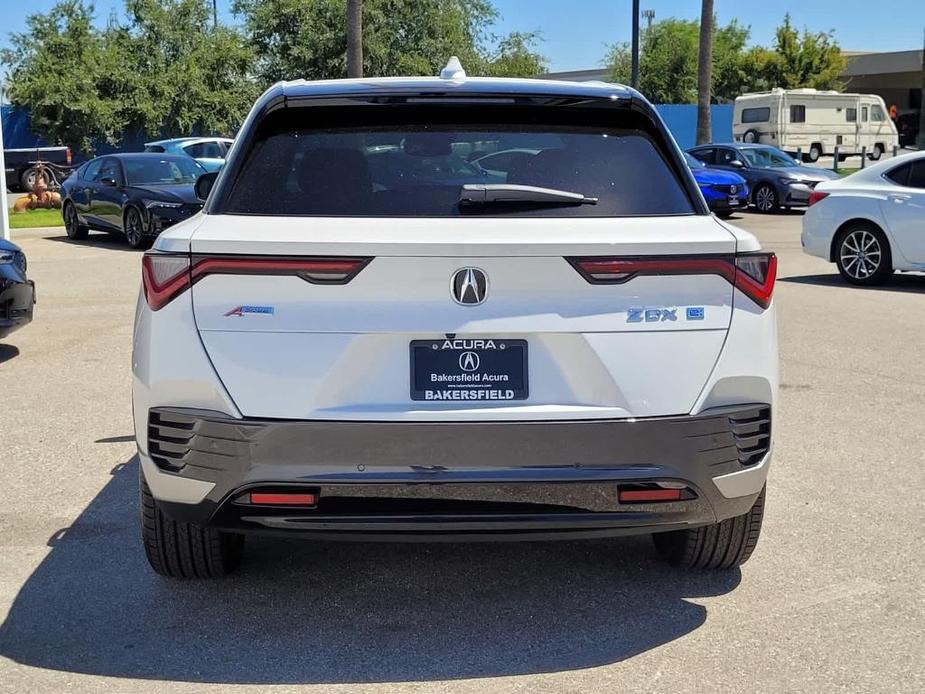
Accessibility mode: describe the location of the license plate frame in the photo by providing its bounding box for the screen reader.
[410,339,528,402]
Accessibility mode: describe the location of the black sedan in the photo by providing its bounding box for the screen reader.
[59,153,206,248]
[0,239,35,339]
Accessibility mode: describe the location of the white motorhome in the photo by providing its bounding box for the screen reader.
[733,89,899,162]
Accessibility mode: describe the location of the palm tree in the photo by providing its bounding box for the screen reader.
[696,0,714,145]
[346,0,363,78]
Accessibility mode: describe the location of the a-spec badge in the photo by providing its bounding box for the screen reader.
[225,305,275,317]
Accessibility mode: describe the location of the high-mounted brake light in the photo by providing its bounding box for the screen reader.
[141,253,372,311]
[808,190,829,206]
[569,252,777,310]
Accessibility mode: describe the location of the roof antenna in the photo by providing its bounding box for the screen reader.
[440,56,466,80]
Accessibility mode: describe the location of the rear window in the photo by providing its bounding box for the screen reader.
[742,107,770,123]
[217,106,695,217]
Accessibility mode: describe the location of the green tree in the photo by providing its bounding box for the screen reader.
[605,14,845,103]
[120,0,256,138]
[760,14,846,90]
[0,0,122,152]
[232,0,545,84]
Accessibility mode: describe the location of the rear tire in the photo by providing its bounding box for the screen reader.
[124,207,150,249]
[20,166,49,192]
[742,129,759,144]
[868,144,884,161]
[653,486,765,569]
[834,223,893,286]
[807,144,822,163]
[140,468,244,578]
[63,202,88,240]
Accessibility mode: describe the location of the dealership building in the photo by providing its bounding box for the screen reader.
[540,50,924,117]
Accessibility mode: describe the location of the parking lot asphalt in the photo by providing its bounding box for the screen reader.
[0,213,923,694]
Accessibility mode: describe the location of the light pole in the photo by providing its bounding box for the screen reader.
[631,0,640,88]
[0,107,10,241]
[917,27,925,149]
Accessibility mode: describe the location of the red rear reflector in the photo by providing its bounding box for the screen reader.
[66,148,72,165]
[808,190,829,206]
[619,489,682,503]
[568,251,777,310]
[250,492,317,506]
[142,253,191,311]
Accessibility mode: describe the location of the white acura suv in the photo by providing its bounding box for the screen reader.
[133,62,778,578]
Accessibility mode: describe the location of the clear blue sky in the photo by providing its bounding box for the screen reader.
[1,0,923,72]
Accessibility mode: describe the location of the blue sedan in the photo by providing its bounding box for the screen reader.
[684,153,748,217]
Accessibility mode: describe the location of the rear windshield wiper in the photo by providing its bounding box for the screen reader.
[458,184,598,206]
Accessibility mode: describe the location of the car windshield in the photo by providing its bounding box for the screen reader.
[741,147,798,168]
[217,105,696,217]
[684,153,706,169]
[124,157,204,185]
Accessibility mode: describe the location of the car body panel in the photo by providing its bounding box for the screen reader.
[0,240,35,339]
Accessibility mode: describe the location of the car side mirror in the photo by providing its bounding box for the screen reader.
[730,160,744,168]
[195,171,219,201]
[100,177,118,187]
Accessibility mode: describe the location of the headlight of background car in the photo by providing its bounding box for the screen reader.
[143,199,184,210]
[778,177,802,185]
[0,251,15,265]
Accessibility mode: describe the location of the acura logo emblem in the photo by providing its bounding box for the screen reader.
[451,267,488,305]
[459,351,480,371]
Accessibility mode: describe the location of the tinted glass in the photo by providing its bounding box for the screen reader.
[789,105,806,123]
[690,148,715,164]
[185,141,225,159]
[684,153,706,169]
[98,159,121,184]
[144,145,166,153]
[908,161,925,189]
[741,147,798,168]
[885,163,911,186]
[846,108,857,122]
[124,157,204,185]
[742,107,770,123]
[862,106,869,122]
[872,106,886,122]
[220,108,695,217]
[82,159,103,181]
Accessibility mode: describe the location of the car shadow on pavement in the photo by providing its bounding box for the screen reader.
[781,273,925,294]
[0,457,741,685]
[0,344,20,364]
[45,233,142,252]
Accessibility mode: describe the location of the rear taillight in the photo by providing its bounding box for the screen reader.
[569,252,777,310]
[808,190,829,206]
[142,253,191,310]
[141,253,372,310]
[66,148,72,166]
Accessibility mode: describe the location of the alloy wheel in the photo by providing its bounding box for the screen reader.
[755,186,776,212]
[839,229,882,280]
[65,205,77,238]
[126,209,143,247]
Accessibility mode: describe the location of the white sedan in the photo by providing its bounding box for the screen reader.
[802,152,925,285]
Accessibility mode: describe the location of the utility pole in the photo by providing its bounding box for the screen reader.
[642,9,655,33]
[346,0,363,78]
[917,27,925,149]
[212,0,218,30]
[696,0,714,145]
[0,108,10,241]
[631,0,640,88]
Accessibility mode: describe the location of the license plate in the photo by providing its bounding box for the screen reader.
[410,339,528,401]
[728,196,739,206]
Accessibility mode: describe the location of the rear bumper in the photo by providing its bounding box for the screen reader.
[0,277,35,339]
[141,403,772,540]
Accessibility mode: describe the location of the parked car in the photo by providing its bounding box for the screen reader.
[134,62,777,579]
[3,146,73,192]
[734,89,899,162]
[60,153,206,249]
[144,137,233,172]
[684,152,748,217]
[688,143,840,213]
[802,151,925,285]
[0,239,35,339]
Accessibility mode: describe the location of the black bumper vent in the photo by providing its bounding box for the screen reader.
[729,407,771,466]
[148,408,260,473]
[148,410,197,471]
